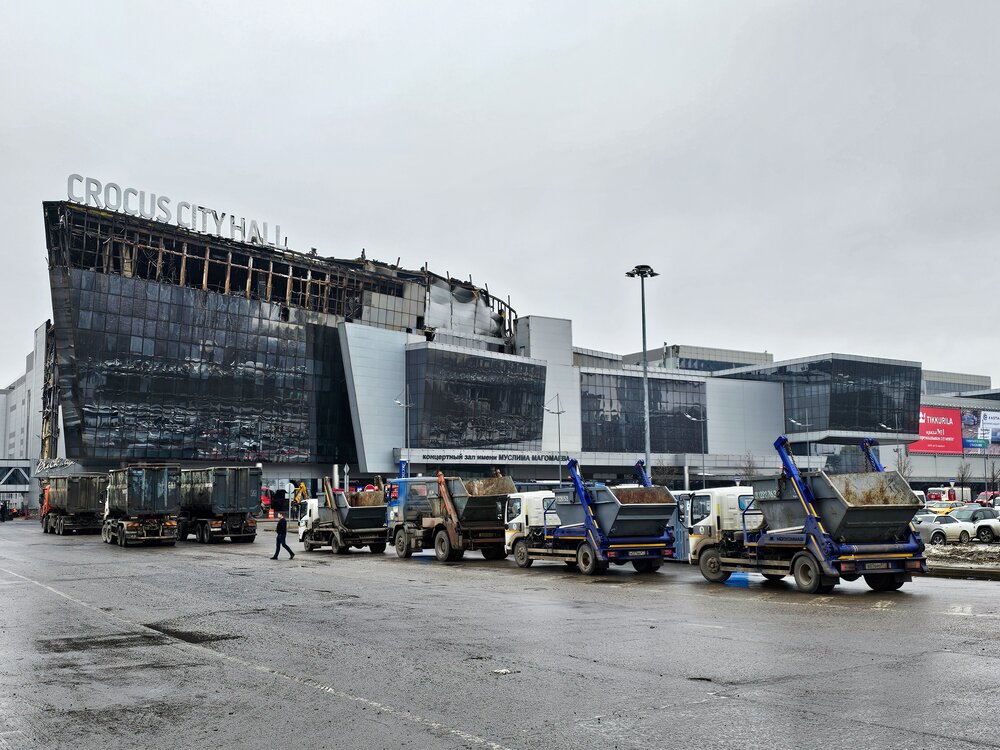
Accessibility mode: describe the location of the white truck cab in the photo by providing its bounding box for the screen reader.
[687,486,760,563]
[504,491,560,551]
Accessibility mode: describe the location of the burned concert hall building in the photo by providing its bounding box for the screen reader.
[20,189,934,499]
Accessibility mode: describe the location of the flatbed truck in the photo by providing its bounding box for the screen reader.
[504,459,676,575]
[694,436,926,593]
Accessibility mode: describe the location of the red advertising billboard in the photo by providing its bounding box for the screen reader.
[909,406,963,454]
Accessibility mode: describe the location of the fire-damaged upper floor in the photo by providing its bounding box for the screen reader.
[43,201,516,344]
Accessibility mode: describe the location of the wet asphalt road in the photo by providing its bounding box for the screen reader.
[1,521,999,750]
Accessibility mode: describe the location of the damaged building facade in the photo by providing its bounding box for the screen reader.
[16,192,972,500]
[38,199,766,490]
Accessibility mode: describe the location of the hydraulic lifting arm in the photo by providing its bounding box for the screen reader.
[633,459,653,488]
[567,459,609,550]
[861,438,885,472]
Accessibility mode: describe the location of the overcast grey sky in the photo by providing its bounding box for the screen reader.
[2,1,998,388]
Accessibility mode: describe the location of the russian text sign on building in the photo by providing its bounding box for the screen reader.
[909,406,963,454]
[66,174,287,248]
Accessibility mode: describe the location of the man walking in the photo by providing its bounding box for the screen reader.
[271,512,295,560]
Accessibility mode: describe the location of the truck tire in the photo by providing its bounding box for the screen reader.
[303,532,316,552]
[698,548,731,583]
[369,543,386,554]
[792,553,822,594]
[177,522,187,541]
[101,525,109,544]
[513,539,532,568]
[480,545,507,561]
[577,542,602,576]
[864,574,905,592]
[434,529,453,562]
[118,527,127,547]
[394,529,412,559]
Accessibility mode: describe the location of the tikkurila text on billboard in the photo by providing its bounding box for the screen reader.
[909,407,962,454]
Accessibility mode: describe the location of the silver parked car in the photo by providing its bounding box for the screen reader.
[917,515,976,545]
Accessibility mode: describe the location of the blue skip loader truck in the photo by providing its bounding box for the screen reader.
[504,458,676,575]
[695,435,926,593]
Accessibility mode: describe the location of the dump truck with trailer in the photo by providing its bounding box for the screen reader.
[504,459,676,575]
[41,474,107,535]
[387,474,512,561]
[694,436,925,593]
[299,478,387,554]
[177,467,260,544]
[101,465,180,547]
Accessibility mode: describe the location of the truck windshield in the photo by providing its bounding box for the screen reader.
[690,494,711,524]
[506,498,521,521]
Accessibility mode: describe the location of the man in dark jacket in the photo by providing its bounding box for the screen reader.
[271,513,295,560]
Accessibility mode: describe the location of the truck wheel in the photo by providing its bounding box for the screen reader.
[369,543,386,554]
[177,522,187,541]
[864,574,905,592]
[513,540,533,568]
[480,545,507,561]
[577,543,602,576]
[118,527,128,547]
[434,529,453,562]
[698,548,731,583]
[303,534,316,552]
[101,525,109,544]
[394,529,412,559]
[792,553,822,594]
[978,527,995,543]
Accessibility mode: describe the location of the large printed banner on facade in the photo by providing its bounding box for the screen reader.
[909,406,963,454]
[961,408,1000,455]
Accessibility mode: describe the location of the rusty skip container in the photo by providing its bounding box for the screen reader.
[48,475,108,515]
[180,467,262,515]
[753,470,921,544]
[553,485,676,538]
[107,465,181,517]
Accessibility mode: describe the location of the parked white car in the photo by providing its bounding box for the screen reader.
[974,515,1000,543]
[917,515,976,545]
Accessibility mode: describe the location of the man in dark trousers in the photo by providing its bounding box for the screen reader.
[271,513,295,560]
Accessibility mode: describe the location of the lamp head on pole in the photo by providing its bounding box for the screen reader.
[626,264,659,279]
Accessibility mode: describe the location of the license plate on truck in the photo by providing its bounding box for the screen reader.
[627,550,648,558]
[864,562,889,570]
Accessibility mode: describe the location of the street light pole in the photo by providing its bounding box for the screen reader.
[626,264,659,474]
[684,412,708,489]
[544,393,565,483]
[394,385,414,476]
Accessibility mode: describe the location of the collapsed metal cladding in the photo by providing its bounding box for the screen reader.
[42,201,516,469]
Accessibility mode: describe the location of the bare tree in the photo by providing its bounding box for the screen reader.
[895,448,912,481]
[956,461,974,489]
[989,461,1000,493]
[738,450,759,485]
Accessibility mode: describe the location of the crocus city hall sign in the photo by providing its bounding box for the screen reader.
[66,174,287,248]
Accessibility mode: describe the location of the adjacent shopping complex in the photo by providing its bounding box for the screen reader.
[2,183,997,508]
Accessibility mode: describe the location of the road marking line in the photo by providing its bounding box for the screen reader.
[0,566,518,750]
